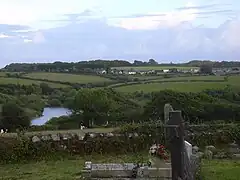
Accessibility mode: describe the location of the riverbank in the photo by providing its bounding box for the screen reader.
[0,155,239,180]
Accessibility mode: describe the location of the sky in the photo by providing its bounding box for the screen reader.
[0,0,240,66]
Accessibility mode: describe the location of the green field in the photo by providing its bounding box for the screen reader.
[112,66,199,71]
[24,72,113,84]
[156,75,225,81]
[0,77,68,88]
[0,72,7,77]
[115,82,228,93]
[228,76,240,88]
[0,157,238,180]
[114,75,240,93]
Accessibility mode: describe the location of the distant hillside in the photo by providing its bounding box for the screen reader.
[2,59,240,72]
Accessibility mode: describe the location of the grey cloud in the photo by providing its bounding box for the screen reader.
[0,17,240,66]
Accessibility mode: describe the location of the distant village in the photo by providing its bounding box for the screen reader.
[96,67,240,76]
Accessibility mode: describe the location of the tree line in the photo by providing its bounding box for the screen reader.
[3,60,239,73]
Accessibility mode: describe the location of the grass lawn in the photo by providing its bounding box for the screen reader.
[115,82,228,93]
[202,160,240,180]
[0,77,68,88]
[0,157,239,180]
[24,72,113,84]
[112,66,199,71]
[0,154,147,180]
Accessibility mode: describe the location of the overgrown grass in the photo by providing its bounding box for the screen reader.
[115,82,229,93]
[112,66,198,70]
[24,72,113,84]
[0,156,238,180]
[0,77,68,88]
[202,160,240,180]
[0,154,147,180]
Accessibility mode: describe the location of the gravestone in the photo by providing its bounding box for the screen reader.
[80,162,172,179]
[184,141,192,159]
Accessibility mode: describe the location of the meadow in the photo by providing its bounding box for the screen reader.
[23,72,113,84]
[0,77,68,88]
[115,75,240,93]
[112,66,199,71]
[115,82,229,93]
[156,75,225,81]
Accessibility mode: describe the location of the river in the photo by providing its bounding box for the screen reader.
[31,107,71,126]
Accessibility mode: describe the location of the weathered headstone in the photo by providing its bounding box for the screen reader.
[184,140,192,159]
[80,162,172,179]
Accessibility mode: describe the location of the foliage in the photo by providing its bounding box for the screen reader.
[68,88,142,127]
[0,123,239,163]
[0,102,31,131]
[200,64,213,74]
[143,90,240,123]
[118,123,240,147]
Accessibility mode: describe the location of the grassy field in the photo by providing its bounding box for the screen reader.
[0,154,147,180]
[23,72,113,84]
[202,160,240,180]
[156,75,225,81]
[112,66,199,71]
[114,75,240,93]
[0,157,238,180]
[228,76,240,88]
[0,128,117,138]
[0,77,68,88]
[115,82,228,93]
[0,72,7,77]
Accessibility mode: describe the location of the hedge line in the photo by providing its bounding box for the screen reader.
[1,123,239,163]
[110,79,226,88]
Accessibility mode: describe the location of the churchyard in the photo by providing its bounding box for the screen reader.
[0,104,240,179]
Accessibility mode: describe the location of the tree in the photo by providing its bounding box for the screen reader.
[148,59,158,65]
[200,64,213,74]
[0,102,31,131]
[70,89,115,127]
